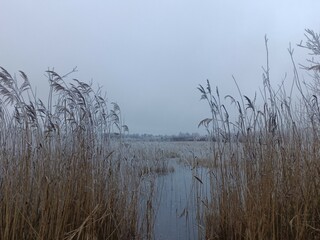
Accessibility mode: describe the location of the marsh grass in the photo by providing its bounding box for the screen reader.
[0,68,146,239]
[4,29,320,240]
[200,32,320,239]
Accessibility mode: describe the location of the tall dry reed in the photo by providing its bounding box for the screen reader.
[0,68,144,239]
[200,31,320,239]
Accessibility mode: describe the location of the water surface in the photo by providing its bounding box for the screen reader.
[153,159,209,240]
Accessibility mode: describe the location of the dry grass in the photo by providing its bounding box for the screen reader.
[200,32,320,239]
[0,68,146,239]
[3,29,320,240]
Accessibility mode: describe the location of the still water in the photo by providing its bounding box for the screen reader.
[153,159,209,240]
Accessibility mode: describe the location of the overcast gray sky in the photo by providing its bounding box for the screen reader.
[1,0,319,135]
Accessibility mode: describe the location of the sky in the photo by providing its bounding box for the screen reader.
[1,0,319,135]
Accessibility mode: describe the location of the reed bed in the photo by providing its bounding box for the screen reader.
[0,68,146,239]
[200,31,320,239]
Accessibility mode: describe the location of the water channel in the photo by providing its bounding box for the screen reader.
[152,159,210,240]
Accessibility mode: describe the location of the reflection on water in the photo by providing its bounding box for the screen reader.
[153,159,209,240]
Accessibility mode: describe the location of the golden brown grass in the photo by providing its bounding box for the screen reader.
[0,68,145,239]
[205,132,320,239]
[200,32,320,239]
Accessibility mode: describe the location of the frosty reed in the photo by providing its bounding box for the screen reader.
[200,30,320,239]
[0,68,144,239]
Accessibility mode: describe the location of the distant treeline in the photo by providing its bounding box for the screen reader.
[108,132,254,142]
[109,132,208,142]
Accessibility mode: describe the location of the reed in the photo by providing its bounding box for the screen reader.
[0,68,143,239]
[200,30,320,239]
